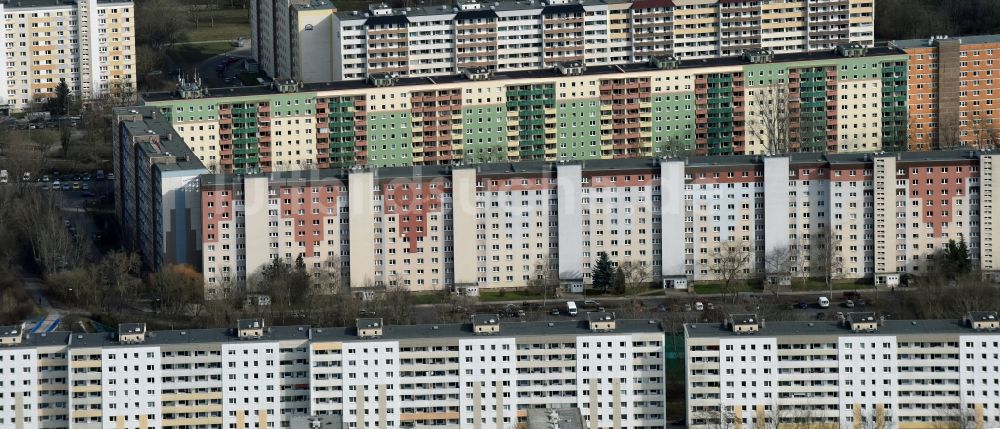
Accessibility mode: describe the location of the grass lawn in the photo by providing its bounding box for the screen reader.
[479,290,543,302]
[188,8,250,41]
[167,41,234,72]
[411,292,450,305]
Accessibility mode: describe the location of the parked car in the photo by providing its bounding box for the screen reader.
[844,299,855,308]
[694,302,704,311]
[583,300,601,310]
[843,291,862,300]
[62,184,70,190]
[818,296,830,309]
[683,303,692,312]
[657,303,668,312]
[706,302,715,311]
[795,300,809,309]
[550,308,560,316]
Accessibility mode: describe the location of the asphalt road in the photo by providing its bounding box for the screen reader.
[198,46,251,88]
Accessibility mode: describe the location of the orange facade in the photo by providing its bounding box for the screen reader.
[902,37,1000,150]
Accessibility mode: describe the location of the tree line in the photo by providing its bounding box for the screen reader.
[876,0,1000,41]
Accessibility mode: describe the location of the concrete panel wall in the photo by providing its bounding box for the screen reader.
[556,164,583,280]
[763,157,791,254]
[661,160,687,276]
[243,176,272,276]
[348,170,375,287]
[451,168,478,286]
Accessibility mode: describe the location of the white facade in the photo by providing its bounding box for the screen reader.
[99,347,162,429]
[0,319,665,429]
[686,315,1000,429]
[221,342,281,429]
[0,348,39,429]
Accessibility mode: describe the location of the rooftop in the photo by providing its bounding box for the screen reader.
[686,317,997,339]
[114,106,207,173]
[334,0,633,20]
[0,0,131,8]
[0,319,662,349]
[893,34,1000,49]
[526,408,586,429]
[140,47,905,103]
[290,0,334,11]
[198,149,986,187]
[968,311,1000,322]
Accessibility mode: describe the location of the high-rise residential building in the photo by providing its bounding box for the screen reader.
[895,35,1000,151]
[112,105,209,272]
[140,45,907,175]
[685,311,1000,429]
[0,0,136,113]
[193,150,987,297]
[248,0,874,82]
[0,315,666,429]
[249,0,335,81]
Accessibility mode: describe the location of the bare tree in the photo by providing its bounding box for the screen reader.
[748,83,791,155]
[971,113,999,150]
[526,256,559,308]
[710,239,754,302]
[941,402,979,429]
[314,255,347,294]
[809,224,843,296]
[617,260,651,300]
[693,406,737,429]
[763,245,794,296]
[857,406,895,429]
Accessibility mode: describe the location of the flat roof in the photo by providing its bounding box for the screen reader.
[686,318,998,339]
[0,0,130,8]
[198,149,985,187]
[114,106,207,173]
[140,47,905,103]
[894,34,1000,50]
[0,319,662,350]
[334,0,634,20]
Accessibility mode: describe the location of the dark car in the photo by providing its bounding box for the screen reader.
[795,300,809,309]
[657,303,668,312]
[550,308,560,316]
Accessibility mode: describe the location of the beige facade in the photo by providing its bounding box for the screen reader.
[248,0,873,82]
[0,0,135,112]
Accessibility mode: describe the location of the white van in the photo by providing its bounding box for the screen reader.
[818,296,830,309]
[566,301,578,316]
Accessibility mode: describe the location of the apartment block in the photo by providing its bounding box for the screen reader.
[0,315,666,429]
[686,311,1000,429]
[0,0,136,113]
[249,0,335,81]
[191,149,989,296]
[140,45,907,175]
[248,0,873,82]
[112,105,209,272]
[895,35,1000,151]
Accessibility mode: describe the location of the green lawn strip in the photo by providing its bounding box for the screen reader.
[478,290,544,302]
[188,9,250,41]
